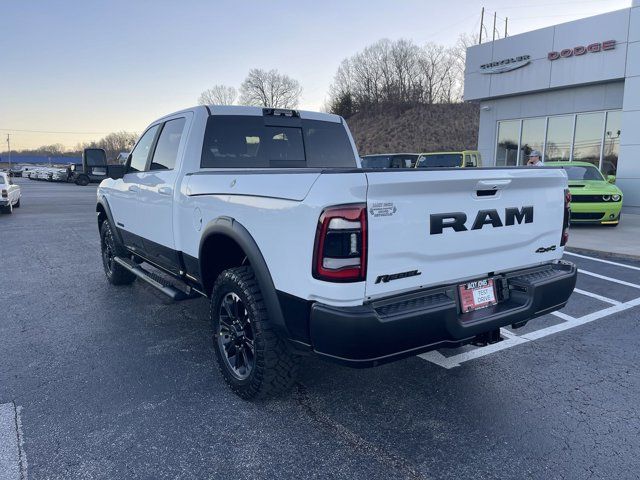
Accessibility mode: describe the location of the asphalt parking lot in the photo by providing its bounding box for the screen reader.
[1,177,639,480]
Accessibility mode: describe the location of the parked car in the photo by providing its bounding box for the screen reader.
[36,168,51,180]
[51,168,69,182]
[96,105,576,399]
[0,172,21,213]
[547,161,623,226]
[9,166,24,177]
[415,150,482,168]
[360,153,419,168]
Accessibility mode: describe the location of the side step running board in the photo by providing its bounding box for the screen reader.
[114,256,200,301]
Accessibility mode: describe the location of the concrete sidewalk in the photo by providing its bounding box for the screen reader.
[567,212,639,258]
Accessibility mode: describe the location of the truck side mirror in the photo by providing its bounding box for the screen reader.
[83,148,108,167]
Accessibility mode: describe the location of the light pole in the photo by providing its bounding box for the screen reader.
[6,134,11,170]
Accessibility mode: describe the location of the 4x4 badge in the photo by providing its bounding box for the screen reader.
[535,245,556,253]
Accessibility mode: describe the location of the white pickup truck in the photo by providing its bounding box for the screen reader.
[96,105,577,399]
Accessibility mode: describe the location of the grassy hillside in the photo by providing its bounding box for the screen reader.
[345,102,479,156]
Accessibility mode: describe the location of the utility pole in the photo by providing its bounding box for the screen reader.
[6,134,11,170]
[492,12,497,41]
[505,17,508,37]
[479,7,485,44]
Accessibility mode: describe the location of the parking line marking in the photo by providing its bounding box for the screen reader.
[578,269,640,290]
[551,311,576,322]
[0,402,25,480]
[420,296,640,369]
[565,251,640,272]
[572,288,622,305]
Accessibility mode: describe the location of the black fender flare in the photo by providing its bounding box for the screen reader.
[96,196,125,247]
[199,217,288,336]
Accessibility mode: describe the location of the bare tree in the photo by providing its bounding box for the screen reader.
[239,69,302,108]
[198,85,237,105]
[77,131,138,162]
[327,37,468,115]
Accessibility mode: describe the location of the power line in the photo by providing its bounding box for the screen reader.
[493,0,624,10]
[0,128,112,135]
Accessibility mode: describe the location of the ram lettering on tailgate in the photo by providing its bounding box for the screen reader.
[430,206,533,235]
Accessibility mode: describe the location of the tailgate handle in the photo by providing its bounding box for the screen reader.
[476,179,511,197]
[476,179,511,189]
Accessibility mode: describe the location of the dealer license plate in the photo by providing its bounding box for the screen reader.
[458,278,497,313]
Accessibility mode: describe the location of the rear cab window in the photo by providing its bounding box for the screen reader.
[200,115,356,169]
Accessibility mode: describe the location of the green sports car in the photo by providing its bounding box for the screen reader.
[548,161,623,226]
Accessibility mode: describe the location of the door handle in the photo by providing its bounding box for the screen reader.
[158,186,173,196]
[128,185,139,192]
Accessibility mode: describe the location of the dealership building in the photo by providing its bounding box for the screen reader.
[465,1,640,211]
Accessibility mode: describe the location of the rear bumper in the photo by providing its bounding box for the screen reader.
[308,261,577,367]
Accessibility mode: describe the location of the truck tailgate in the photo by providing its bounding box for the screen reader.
[364,168,568,299]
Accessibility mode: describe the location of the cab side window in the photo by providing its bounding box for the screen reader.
[129,125,160,173]
[150,118,186,170]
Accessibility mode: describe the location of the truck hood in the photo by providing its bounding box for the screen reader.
[568,180,622,195]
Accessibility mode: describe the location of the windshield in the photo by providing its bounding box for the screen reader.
[562,165,604,181]
[417,153,463,168]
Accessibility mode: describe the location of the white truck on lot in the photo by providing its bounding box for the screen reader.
[96,105,577,399]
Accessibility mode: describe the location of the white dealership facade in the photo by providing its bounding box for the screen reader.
[465,1,640,211]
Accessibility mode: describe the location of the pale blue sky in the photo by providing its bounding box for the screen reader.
[0,0,630,150]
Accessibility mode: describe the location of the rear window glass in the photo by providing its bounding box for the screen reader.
[417,154,463,168]
[0,175,5,184]
[200,116,356,168]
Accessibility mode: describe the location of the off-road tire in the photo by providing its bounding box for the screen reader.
[2,203,13,214]
[211,266,298,400]
[14,198,20,208]
[100,220,136,285]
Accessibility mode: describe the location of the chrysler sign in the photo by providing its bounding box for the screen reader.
[480,55,531,74]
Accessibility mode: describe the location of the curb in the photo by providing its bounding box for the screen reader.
[565,246,640,263]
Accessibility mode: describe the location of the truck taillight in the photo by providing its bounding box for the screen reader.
[1,190,7,198]
[561,188,571,246]
[313,204,367,282]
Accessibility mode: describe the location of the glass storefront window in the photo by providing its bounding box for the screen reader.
[496,120,520,166]
[573,112,604,167]
[519,118,545,165]
[602,110,621,176]
[545,115,573,162]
